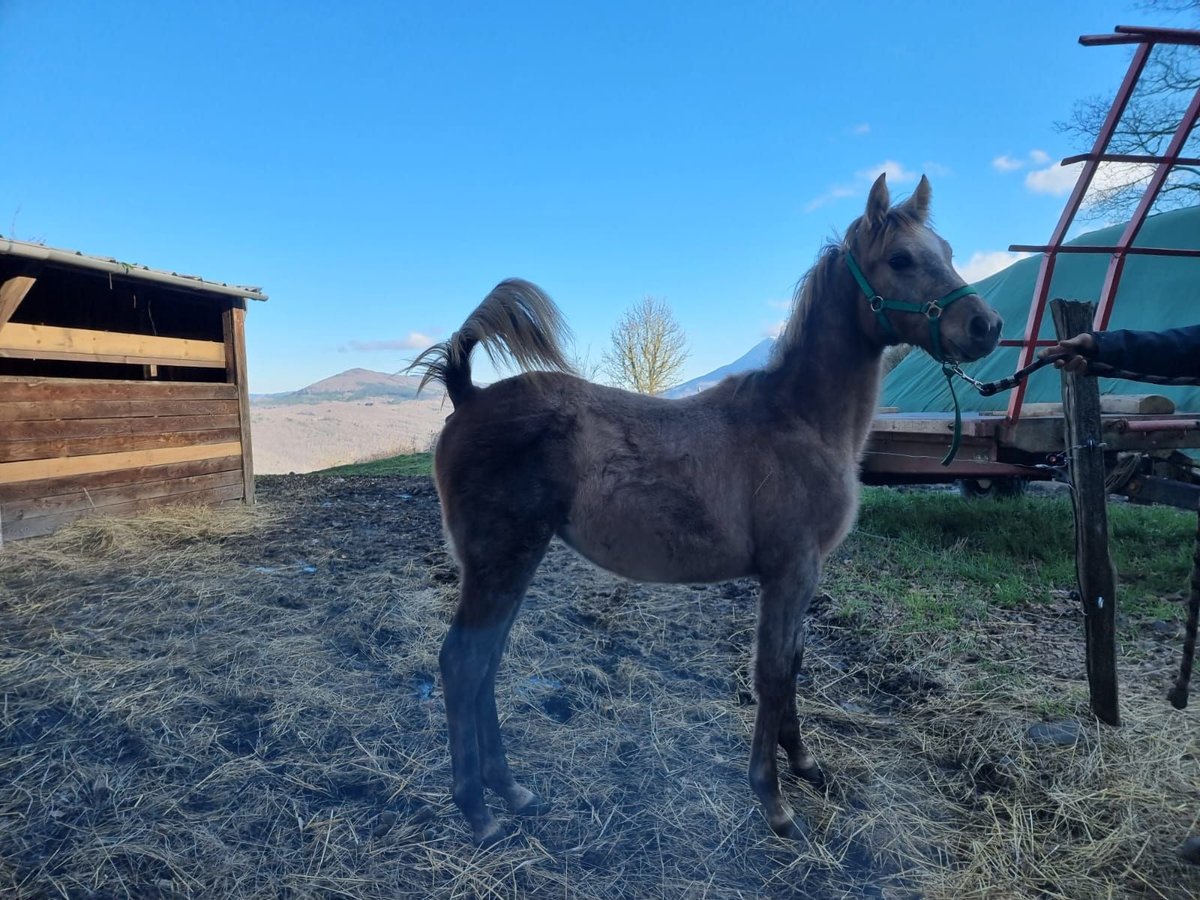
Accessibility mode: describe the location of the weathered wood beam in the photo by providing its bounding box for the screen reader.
[0,441,242,485]
[0,275,36,329]
[0,398,238,423]
[1052,298,1121,726]
[223,303,255,505]
[0,376,237,402]
[0,323,225,367]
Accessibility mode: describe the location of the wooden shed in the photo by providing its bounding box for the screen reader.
[0,239,266,543]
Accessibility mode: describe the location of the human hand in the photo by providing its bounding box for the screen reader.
[1041,333,1096,374]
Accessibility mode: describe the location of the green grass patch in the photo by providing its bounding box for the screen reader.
[315,451,434,477]
[830,487,1193,635]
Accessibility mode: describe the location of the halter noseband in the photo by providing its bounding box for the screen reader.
[844,249,980,466]
[844,250,978,364]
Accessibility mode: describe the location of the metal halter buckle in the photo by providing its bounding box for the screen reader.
[869,295,885,312]
[924,302,943,320]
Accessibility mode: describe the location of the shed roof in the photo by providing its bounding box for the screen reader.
[0,238,268,302]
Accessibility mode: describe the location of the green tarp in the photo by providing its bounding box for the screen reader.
[882,204,1200,413]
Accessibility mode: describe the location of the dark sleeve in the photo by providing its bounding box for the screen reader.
[1089,325,1200,378]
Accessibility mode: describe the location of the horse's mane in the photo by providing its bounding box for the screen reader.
[768,243,843,370]
[768,207,925,370]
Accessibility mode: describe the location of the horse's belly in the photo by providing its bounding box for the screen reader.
[558,518,750,584]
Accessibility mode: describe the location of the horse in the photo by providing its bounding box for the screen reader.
[410,174,1003,846]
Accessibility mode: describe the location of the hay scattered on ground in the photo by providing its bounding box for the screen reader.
[0,476,1197,898]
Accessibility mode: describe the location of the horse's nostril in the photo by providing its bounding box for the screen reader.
[968,314,992,342]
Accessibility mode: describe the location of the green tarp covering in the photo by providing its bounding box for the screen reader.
[882,205,1200,413]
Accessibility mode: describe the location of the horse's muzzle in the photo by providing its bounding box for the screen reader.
[960,310,1003,361]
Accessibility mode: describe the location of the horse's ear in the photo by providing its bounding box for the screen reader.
[899,175,932,223]
[865,174,890,229]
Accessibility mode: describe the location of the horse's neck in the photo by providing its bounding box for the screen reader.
[773,267,884,451]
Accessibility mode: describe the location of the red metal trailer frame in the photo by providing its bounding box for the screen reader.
[1004,25,1200,425]
[862,25,1200,495]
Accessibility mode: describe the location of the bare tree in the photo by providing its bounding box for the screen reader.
[603,296,689,394]
[1057,1,1200,219]
[566,343,605,382]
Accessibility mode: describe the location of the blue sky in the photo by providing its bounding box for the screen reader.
[0,1,1189,392]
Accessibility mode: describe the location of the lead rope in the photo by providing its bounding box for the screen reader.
[940,363,963,466]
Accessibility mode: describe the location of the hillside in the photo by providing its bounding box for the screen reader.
[665,338,774,397]
[251,368,447,473]
[252,368,427,405]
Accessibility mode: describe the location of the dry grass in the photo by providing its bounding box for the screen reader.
[0,477,1197,898]
[251,398,446,474]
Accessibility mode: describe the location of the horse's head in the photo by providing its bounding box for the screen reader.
[845,174,1002,363]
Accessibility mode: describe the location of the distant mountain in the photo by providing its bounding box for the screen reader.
[252,368,441,405]
[664,338,775,398]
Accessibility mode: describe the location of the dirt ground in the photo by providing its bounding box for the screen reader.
[1,475,1198,899]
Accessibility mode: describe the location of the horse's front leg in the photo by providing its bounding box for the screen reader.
[749,558,820,839]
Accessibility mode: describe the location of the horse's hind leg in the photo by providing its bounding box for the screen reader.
[440,528,550,846]
[749,556,820,839]
[778,625,825,787]
[477,631,551,817]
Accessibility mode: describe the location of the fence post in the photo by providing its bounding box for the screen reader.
[1051,298,1120,726]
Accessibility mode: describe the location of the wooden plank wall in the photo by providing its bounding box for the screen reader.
[0,377,246,541]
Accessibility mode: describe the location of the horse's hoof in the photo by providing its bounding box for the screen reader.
[510,792,551,817]
[1179,835,1200,865]
[768,812,806,841]
[793,762,826,790]
[473,820,508,849]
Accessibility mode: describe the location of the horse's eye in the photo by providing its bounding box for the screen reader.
[889,254,913,271]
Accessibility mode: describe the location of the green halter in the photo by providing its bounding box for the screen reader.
[844,250,980,465]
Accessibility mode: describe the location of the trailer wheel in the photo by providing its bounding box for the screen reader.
[958,477,1028,500]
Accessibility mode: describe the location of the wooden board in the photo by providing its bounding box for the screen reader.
[0,442,242,484]
[0,323,225,368]
[0,376,236,403]
[2,482,247,542]
[0,398,239,422]
[0,455,243,503]
[2,469,244,522]
[0,275,36,328]
[6,414,241,441]
[0,428,242,463]
[1021,394,1175,417]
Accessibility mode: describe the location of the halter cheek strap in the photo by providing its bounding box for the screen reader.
[844,250,980,466]
[843,251,978,363]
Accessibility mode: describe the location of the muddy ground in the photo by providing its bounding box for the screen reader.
[1,475,1197,899]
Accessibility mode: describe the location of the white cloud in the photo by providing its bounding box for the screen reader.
[956,250,1033,282]
[341,332,435,353]
[851,123,870,136]
[857,159,918,184]
[765,320,786,338]
[805,159,919,212]
[1024,159,1156,201]
[1024,161,1078,195]
[994,149,1054,173]
[804,184,858,212]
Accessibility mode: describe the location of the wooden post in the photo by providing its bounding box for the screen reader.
[1051,298,1120,726]
[223,301,255,506]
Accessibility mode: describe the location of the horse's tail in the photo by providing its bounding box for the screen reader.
[408,278,574,407]
[1168,504,1200,709]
